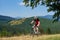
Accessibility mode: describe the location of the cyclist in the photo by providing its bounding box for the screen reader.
[31,16,40,34]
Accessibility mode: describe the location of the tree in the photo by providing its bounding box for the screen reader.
[23,0,60,22]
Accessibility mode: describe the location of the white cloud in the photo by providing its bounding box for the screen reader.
[18,1,30,6]
[18,2,25,6]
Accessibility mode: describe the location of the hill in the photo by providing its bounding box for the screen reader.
[9,17,60,34]
[40,15,53,19]
[0,17,60,37]
[0,15,15,22]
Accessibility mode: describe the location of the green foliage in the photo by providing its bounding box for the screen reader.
[0,30,12,37]
[23,0,41,9]
[23,0,60,22]
[47,28,51,34]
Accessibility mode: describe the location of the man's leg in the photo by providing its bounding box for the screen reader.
[33,27,36,34]
[33,27,38,34]
[36,27,39,33]
[32,26,39,34]
[32,25,35,34]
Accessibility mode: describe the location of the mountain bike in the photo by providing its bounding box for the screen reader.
[30,24,40,36]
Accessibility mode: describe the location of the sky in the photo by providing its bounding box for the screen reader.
[0,0,54,18]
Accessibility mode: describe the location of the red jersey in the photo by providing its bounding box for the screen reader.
[34,18,39,26]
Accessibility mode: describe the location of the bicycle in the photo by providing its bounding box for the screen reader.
[30,24,40,36]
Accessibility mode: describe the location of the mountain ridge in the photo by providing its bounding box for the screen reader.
[0,15,15,22]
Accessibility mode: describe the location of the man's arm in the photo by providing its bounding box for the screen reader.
[37,21,40,27]
[31,20,34,24]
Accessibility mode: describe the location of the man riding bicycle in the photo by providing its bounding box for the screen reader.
[31,16,40,34]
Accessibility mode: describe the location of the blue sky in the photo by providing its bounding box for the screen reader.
[0,0,54,18]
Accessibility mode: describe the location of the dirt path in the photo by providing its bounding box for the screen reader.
[0,34,60,40]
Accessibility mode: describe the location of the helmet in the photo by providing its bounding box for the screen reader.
[34,16,37,19]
